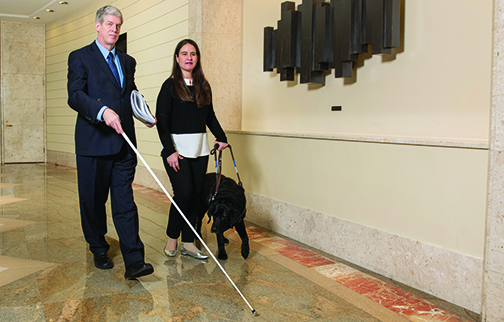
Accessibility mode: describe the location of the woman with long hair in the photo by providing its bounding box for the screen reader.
[156,39,228,259]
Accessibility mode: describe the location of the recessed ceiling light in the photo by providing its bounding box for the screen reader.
[59,1,68,4]
[33,16,40,19]
[46,9,54,12]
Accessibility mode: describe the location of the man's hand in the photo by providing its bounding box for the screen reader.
[103,108,123,134]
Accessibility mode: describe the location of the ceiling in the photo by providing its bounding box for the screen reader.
[0,0,88,25]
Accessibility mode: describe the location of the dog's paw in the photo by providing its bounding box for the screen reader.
[241,243,250,259]
[217,252,228,260]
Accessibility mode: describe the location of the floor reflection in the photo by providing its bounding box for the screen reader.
[0,163,477,321]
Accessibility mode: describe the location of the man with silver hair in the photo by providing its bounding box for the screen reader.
[96,5,122,24]
[67,5,155,280]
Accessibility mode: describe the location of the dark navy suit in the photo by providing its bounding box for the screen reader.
[67,41,144,267]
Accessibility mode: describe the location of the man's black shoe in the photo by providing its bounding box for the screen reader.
[94,252,113,269]
[124,261,154,280]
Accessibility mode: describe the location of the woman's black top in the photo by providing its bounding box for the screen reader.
[156,78,227,158]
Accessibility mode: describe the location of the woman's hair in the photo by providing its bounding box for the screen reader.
[170,39,211,107]
[95,5,123,24]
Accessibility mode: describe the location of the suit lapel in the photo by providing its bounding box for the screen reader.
[90,42,122,92]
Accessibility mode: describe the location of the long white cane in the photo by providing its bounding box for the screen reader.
[121,132,256,314]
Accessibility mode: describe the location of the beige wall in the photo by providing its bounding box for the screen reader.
[237,0,492,311]
[242,0,492,142]
[241,0,492,258]
[224,133,489,258]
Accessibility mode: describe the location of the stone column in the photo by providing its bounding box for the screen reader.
[0,21,46,164]
[482,1,504,320]
[188,0,242,131]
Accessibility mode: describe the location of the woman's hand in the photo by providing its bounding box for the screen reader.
[214,141,228,151]
[167,152,183,172]
[146,117,157,128]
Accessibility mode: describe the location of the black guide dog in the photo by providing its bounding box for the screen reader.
[197,173,249,260]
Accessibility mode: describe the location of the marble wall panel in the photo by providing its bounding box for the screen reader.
[201,0,241,33]
[2,99,44,125]
[495,1,504,31]
[483,270,504,321]
[492,24,504,151]
[245,192,483,313]
[188,0,242,131]
[3,125,44,163]
[211,83,242,131]
[486,152,504,274]
[485,0,504,319]
[1,21,46,164]
[201,33,242,84]
[0,21,45,44]
[0,22,45,75]
[188,0,203,36]
[2,74,44,100]
[491,94,504,152]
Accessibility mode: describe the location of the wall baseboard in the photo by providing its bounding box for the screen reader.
[245,192,483,313]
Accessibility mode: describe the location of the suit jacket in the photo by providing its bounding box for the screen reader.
[67,41,137,156]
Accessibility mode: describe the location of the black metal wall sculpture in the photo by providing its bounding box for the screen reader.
[264,0,401,84]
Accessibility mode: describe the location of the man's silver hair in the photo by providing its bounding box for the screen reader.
[95,5,123,24]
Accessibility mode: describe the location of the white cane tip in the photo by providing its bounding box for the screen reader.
[251,309,256,314]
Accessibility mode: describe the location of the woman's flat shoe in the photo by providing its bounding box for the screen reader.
[163,247,178,257]
[181,246,208,259]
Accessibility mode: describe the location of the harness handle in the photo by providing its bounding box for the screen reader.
[210,144,243,199]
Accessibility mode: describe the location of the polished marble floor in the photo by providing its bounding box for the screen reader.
[0,163,479,321]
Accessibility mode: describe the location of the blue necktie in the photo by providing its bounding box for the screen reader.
[107,52,121,87]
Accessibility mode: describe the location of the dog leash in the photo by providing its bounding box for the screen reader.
[121,133,256,314]
[210,144,242,200]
